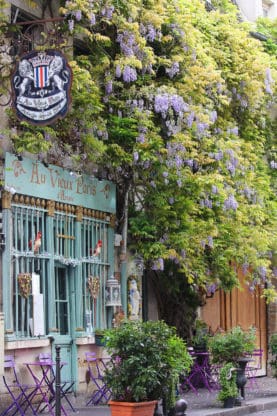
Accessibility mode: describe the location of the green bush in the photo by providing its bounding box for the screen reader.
[103,320,192,407]
[217,363,238,403]
[269,333,277,377]
[208,326,256,364]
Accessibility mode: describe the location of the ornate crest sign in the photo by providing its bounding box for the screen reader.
[11,50,72,125]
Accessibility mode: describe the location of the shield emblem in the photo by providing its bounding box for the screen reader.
[34,65,49,88]
[11,50,72,125]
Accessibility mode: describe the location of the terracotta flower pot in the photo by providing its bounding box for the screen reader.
[109,400,157,416]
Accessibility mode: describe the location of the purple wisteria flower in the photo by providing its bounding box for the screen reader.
[196,122,208,137]
[154,94,170,117]
[265,68,274,94]
[105,80,113,95]
[117,30,136,56]
[206,282,218,296]
[89,13,96,25]
[226,161,236,176]
[201,198,213,208]
[166,62,180,79]
[177,179,182,187]
[154,93,189,118]
[122,66,137,82]
[151,258,164,271]
[243,187,253,199]
[242,262,249,275]
[211,185,218,194]
[200,240,206,248]
[270,161,277,169]
[209,110,217,123]
[224,194,238,210]
[186,112,195,128]
[133,151,139,162]
[214,150,223,161]
[115,65,121,78]
[258,266,267,281]
[227,126,239,135]
[75,10,82,21]
[171,95,189,113]
[101,6,114,19]
[185,159,194,167]
[168,197,174,205]
[136,133,145,143]
[68,19,74,33]
[140,23,161,42]
[207,236,213,248]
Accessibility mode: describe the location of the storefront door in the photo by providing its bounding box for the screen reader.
[51,264,75,384]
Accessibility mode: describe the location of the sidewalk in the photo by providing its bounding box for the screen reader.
[64,376,277,416]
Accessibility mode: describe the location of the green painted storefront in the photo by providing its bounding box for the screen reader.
[1,152,117,388]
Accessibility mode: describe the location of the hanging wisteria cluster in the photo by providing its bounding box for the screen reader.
[2,0,276,300]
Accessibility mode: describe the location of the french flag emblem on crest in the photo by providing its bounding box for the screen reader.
[11,50,72,125]
[34,66,49,88]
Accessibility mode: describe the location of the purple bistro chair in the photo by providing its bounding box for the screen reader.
[85,352,112,406]
[180,350,216,395]
[37,352,76,413]
[1,355,38,416]
[245,349,263,390]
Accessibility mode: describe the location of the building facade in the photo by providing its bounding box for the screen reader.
[0,152,119,390]
[0,0,276,400]
[236,0,277,20]
[0,0,125,396]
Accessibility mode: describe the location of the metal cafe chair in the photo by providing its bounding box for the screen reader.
[85,352,112,406]
[1,355,38,416]
[180,350,216,395]
[245,349,263,390]
[37,352,76,413]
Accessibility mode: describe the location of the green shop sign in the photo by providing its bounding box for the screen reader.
[4,153,116,213]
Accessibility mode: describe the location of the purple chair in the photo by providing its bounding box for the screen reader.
[85,352,111,406]
[1,355,37,416]
[180,350,216,395]
[246,349,263,390]
[37,352,76,413]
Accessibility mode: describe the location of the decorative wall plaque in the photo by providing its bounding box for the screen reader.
[11,50,72,125]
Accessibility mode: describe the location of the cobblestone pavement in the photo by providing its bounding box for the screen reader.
[64,376,277,416]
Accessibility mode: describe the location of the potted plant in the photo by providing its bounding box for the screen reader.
[269,333,277,377]
[208,326,256,365]
[208,326,256,405]
[217,363,238,408]
[103,320,193,416]
[94,329,106,347]
[191,319,211,352]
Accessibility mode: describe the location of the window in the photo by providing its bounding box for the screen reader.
[262,0,275,17]
[12,203,48,338]
[81,214,110,332]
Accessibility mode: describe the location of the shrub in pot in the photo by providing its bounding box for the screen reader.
[269,333,277,377]
[94,329,106,346]
[191,319,211,352]
[103,320,193,416]
[217,363,238,408]
[208,326,256,365]
[208,326,256,404]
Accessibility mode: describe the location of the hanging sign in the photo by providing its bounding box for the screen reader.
[11,50,72,125]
